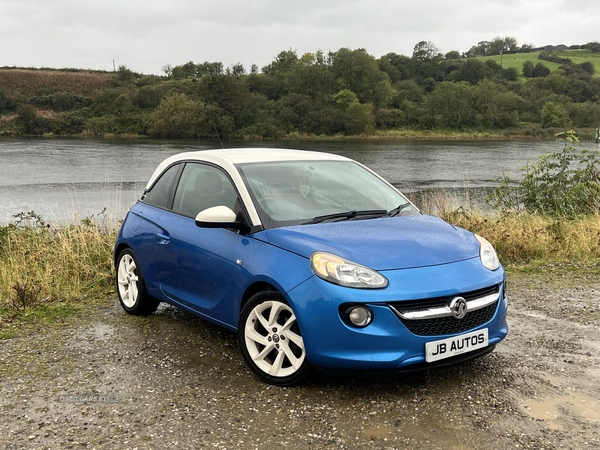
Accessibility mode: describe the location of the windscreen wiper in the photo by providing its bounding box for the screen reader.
[387,202,411,217]
[305,209,388,225]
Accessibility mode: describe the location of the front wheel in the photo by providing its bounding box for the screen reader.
[116,248,159,315]
[238,291,311,386]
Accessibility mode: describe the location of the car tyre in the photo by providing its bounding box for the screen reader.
[116,248,159,315]
[238,291,311,386]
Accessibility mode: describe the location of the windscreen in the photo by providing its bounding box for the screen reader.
[238,160,417,228]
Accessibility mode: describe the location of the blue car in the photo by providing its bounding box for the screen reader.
[114,148,508,386]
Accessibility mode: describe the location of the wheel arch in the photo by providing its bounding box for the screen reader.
[240,281,280,313]
[113,242,131,269]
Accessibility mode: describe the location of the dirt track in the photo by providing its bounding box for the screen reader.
[1,271,599,449]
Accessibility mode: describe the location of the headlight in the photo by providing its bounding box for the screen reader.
[475,234,500,271]
[310,252,388,288]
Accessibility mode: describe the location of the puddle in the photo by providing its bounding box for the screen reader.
[361,411,488,449]
[522,393,600,429]
[520,372,600,428]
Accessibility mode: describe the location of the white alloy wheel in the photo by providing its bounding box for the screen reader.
[118,252,139,308]
[116,249,159,315]
[239,293,310,385]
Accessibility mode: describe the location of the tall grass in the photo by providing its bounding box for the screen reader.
[444,210,600,265]
[0,218,116,311]
[412,188,600,265]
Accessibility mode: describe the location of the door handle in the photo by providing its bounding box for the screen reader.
[157,233,171,244]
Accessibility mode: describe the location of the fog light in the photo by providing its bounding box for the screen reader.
[346,306,373,327]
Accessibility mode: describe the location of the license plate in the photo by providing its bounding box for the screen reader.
[425,328,488,363]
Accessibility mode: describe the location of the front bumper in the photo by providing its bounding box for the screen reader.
[286,257,508,370]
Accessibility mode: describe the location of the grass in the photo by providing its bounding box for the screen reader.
[479,49,600,81]
[0,216,117,332]
[413,189,600,265]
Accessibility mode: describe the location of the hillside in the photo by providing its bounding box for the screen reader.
[1,46,600,139]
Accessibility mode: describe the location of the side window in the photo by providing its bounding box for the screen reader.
[142,163,181,209]
[172,163,238,217]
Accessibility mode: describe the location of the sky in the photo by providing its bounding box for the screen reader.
[1,0,597,75]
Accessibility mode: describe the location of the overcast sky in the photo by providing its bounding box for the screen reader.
[1,0,597,75]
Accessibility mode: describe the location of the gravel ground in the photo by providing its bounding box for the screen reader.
[1,271,599,450]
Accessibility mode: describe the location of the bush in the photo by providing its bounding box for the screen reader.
[489,130,600,217]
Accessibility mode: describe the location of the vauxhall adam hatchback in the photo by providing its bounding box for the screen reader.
[114,148,508,386]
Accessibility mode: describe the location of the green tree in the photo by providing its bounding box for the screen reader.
[444,51,461,60]
[147,93,210,138]
[333,89,359,111]
[423,81,475,128]
[332,89,375,135]
[329,48,390,104]
[540,101,569,128]
[522,61,535,78]
[412,41,442,61]
[457,59,486,85]
[532,63,550,78]
[378,53,413,83]
[198,75,251,127]
[473,79,521,128]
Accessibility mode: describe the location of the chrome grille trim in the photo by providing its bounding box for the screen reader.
[388,292,499,321]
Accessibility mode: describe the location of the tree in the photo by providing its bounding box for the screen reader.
[444,51,461,60]
[473,79,521,128]
[457,59,486,85]
[332,89,375,135]
[532,63,550,78]
[540,101,569,128]
[285,51,336,99]
[488,36,519,55]
[198,75,252,127]
[412,41,442,61]
[523,61,535,78]
[423,81,475,128]
[147,93,210,138]
[378,53,413,83]
[329,48,390,104]
[197,62,224,77]
[116,65,136,83]
[333,89,359,111]
[579,61,595,76]
[162,64,173,77]
[230,63,245,77]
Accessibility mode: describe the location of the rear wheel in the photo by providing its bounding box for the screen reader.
[116,249,159,315]
[238,291,311,386]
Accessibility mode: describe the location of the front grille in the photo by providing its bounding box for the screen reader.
[388,284,501,336]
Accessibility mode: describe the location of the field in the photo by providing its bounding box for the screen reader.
[0,69,110,96]
[480,49,600,79]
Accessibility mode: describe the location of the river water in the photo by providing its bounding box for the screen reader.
[0,137,578,225]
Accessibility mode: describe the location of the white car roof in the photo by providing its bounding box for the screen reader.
[146,148,351,188]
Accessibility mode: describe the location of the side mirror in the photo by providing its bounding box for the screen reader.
[195,206,242,230]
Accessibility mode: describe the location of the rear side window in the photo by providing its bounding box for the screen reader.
[142,164,181,209]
